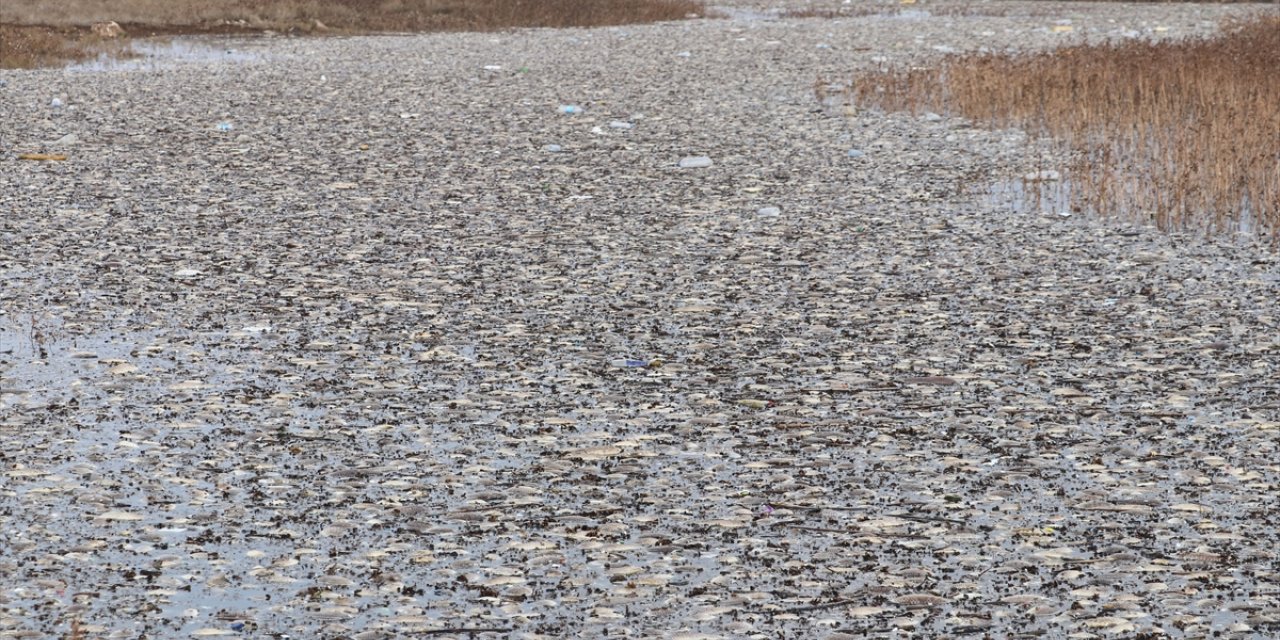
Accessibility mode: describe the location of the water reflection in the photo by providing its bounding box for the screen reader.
[988,176,1074,215]
[65,38,263,72]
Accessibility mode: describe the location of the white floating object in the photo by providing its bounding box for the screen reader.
[483,65,502,70]
[678,156,713,169]
[757,206,781,217]
[1023,170,1062,182]
[241,325,272,333]
[609,120,634,129]
[173,268,203,278]
[96,510,144,521]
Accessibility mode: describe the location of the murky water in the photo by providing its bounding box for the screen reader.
[64,38,264,73]
[987,177,1074,215]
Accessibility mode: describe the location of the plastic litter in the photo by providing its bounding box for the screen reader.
[50,98,63,108]
[610,358,661,368]
[1023,170,1062,182]
[847,149,866,158]
[678,156,713,169]
[216,122,234,132]
[543,144,563,153]
[558,105,582,114]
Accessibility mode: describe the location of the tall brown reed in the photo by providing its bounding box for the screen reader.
[848,15,1280,239]
[2,0,702,68]
[0,0,702,33]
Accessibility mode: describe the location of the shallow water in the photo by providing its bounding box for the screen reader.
[987,177,1074,215]
[64,38,263,73]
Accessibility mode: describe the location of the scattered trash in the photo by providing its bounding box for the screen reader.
[50,98,63,108]
[847,149,866,158]
[610,358,660,368]
[901,375,958,386]
[676,51,692,57]
[49,134,79,147]
[216,122,234,132]
[1023,170,1062,182]
[609,120,634,129]
[923,112,943,122]
[90,21,124,38]
[1051,24,1075,33]
[757,206,782,217]
[678,155,713,169]
[483,65,502,71]
[17,153,67,162]
[558,104,582,114]
[543,144,563,153]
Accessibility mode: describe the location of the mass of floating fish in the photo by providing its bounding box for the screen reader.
[1,1,1277,638]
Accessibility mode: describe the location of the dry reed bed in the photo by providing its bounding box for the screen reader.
[847,14,1280,239]
[785,0,1278,20]
[0,24,122,69]
[1,0,702,68]
[0,0,702,32]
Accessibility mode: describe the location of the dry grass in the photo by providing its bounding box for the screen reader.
[784,3,1027,19]
[784,0,1276,20]
[846,14,1280,239]
[0,0,703,33]
[0,24,131,69]
[1,0,702,68]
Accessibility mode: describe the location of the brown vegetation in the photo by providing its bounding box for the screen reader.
[784,0,1276,21]
[0,24,120,69]
[846,14,1280,239]
[0,0,702,33]
[1,0,702,68]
